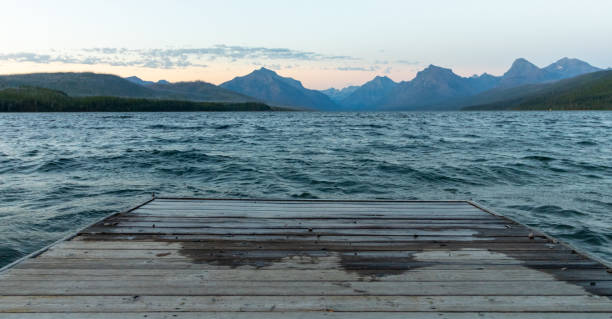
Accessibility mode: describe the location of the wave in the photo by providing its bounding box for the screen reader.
[146,124,209,130]
[101,115,133,119]
[531,205,586,217]
[291,192,319,199]
[149,149,231,163]
[561,227,609,246]
[523,155,556,162]
[0,247,22,262]
[36,157,81,172]
[145,123,237,130]
[346,124,390,129]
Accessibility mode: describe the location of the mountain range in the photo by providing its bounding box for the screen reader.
[219,67,337,110]
[211,57,603,111]
[0,73,255,103]
[0,57,606,111]
[340,76,397,110]
[320,86,359,103]
[379,65,497,110]
[125,76,170,86]
[319,57,603,110]
[463,70,612,110]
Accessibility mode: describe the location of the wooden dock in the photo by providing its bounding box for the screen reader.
[0,198,610,318]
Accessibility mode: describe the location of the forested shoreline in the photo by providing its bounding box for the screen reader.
[0,87,275,112]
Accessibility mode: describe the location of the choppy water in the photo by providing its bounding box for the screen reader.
[0,111,611,267]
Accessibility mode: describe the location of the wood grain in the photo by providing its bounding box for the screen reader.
[0,198,610,316]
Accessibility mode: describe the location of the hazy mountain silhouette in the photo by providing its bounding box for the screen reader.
[339,76,397,110]
[449,58,603,109]
[125,76,169,86]
[463,70,612,110]
[320,86,359,103]
[543,57,601,80]
[321,57,602,110]
[0,72,258,103]
[466,73,500,92]
[0,57,603,111]
[498,58,553,87]
[220,67,337,110]
[147,81,256,102]
[380,65,492,110]
[497,57,601,88]
[0,73,157,98]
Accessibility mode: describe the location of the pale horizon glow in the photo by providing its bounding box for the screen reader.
[1,0,611,90]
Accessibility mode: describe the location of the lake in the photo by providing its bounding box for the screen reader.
[0,111,610,267]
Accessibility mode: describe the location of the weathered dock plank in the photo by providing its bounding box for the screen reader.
[0,313,611,319]
[0,198,610,317]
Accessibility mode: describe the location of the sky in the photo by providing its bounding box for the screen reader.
[1,0,611,89]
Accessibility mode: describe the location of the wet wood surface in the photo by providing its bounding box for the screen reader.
[0,198,610,318]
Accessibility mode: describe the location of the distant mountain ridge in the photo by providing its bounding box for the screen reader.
[220,68,337,110]
[321,86,359,103]
[497,58,550,87]
[340,76,397,110]
[319,57,602,110]
[0,86,273,112]
[0,72,156,98]
[0,57,603,111]
[440,59,605,109]
[0,72,256,103]
[543,57,602,80]
[125,76,169,86]
[463,70,612,110]
[380,65,496,110]
[146,81,256,103]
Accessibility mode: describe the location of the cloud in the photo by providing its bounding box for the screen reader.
[262,64,281,70]
[0,52,52,63]
[337,65,380,72]
[396,59,420,65]
[0,45,357,69]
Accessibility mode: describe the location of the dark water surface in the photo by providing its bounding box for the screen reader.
[0,111,611,267]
